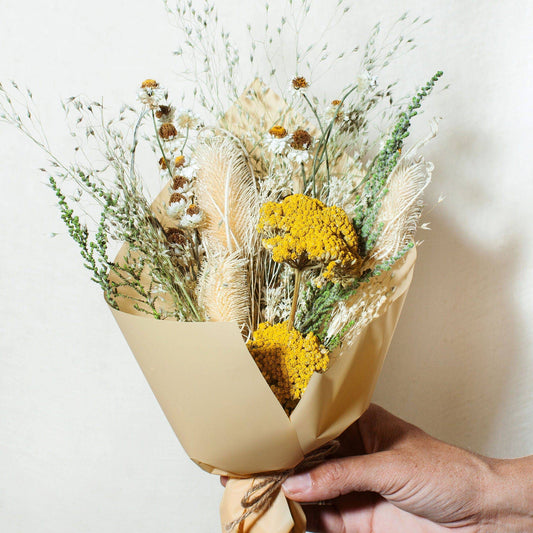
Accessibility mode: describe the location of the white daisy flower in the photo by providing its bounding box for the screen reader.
[181,205,203,229]
[166,192,188,217]
[181,161,199,179]
[172,175,192,193]
[137,79,167,109]
[325,99,344,123]
[175,109,202,131]
[266,134,289,155]
[266,126,290,155]
[289,76,310,95]
[287,148,311,164]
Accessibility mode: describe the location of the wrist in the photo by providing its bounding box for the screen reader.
[482,456,533,532]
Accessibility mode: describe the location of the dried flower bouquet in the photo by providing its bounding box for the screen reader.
[0,2,443,531]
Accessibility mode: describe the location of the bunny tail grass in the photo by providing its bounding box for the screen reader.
[197,250,251,333]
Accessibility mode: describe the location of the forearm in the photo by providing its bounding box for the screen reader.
[483,456,533,532]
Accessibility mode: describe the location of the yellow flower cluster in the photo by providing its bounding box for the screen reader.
[257,194,361,283]
[247,322,329,409]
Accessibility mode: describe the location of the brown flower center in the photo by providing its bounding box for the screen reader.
[290,129,312,150]
[166,228,187,245]
[159,123,178,140]
[291,76,309,90]
[159,157,167,170]
[169,192,186,205]
[331,99,342,106]
[173,175,189,190]
[186,204,200,216]
[174,155,186,168]
[156,105,172,119]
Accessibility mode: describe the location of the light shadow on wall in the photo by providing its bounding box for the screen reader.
[373,211,519,456]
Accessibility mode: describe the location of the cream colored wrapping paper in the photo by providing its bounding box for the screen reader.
[110,246,415,533]
[108,79,417,532]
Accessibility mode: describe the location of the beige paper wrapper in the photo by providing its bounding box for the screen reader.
[110,246,415,532]
[108,79,417,532]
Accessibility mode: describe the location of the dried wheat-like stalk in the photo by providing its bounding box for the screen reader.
[194,134,259,254]
[325,268,394,344]
[197,250,250,330]
[366,156,433,269]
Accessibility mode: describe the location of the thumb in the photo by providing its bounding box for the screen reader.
[282,451,403,502]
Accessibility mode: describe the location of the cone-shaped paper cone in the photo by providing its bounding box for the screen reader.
[110,248,415,475]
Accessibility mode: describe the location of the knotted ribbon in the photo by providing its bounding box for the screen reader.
[225,439,340,532]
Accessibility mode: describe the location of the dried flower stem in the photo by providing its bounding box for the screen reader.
[288,268,302,331]
[151,110,173,180]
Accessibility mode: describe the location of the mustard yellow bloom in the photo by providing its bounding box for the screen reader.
[257,194,361,283]
[247,322,329,409]
[291,76,309,90]
[174,155,186,168]
[269,125,288,138]
[141,79,159,88]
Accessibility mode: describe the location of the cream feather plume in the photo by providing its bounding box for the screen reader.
[366,156,433,268]
[194,135,259,254]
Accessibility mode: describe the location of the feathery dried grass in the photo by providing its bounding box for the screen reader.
[194,135,259,254]
[366,156,433,268]
[197,250,250,330]
[325,261,398,345]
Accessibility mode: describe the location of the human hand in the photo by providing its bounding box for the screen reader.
[281,404,533,533]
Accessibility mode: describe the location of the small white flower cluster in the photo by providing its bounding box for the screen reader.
[260,171,292,202]
[166,158,203,231]
[263,266,293,323]
[265,133,290,155]
[264,126,313,165]
[286,144,311,164]
[137,79,168,110]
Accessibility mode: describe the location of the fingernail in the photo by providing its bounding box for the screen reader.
[282,473,311,495]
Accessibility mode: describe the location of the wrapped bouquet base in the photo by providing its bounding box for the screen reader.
[110,247,415,532]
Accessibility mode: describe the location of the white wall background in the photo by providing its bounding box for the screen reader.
[1,1,532,532]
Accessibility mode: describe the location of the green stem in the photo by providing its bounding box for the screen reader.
[302,92,330,196]
[300,162,307,193]
[310,84,359,185]
[151,110,174,182]
[180,125,190,154]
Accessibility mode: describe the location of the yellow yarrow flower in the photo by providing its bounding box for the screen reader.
[257,194,361,283]
[247,322,329,409]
